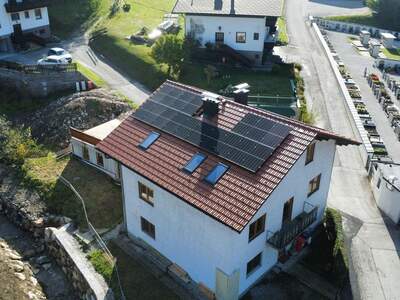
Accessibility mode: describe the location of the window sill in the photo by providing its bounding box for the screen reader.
[307,190,318,197]
[248,230,264,243]
[139,197,154,207]
[246,265,261,279]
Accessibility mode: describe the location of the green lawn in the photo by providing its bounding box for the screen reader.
[277,17,289,45]
[77,61,107,87]
[326,13,387,29]
[22,155,122,229]
[382,47,400,61]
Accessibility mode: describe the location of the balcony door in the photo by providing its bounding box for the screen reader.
[215,32,224,44]
[282,197,293,224]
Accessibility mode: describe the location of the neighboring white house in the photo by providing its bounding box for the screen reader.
[370,162,400,224]
[0,0,50,52]
[381,32,396,49]
[172,0,283,65]
[70,119,122,181]
[96,80,359,300]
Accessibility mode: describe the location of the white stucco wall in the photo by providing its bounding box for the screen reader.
[370,167,400,224]
[122,139,337,296]
[71,138,119,179]
[185,15,267,53]
[0,1,49,37]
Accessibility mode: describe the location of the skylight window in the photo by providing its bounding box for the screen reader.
[204,163,229,185]
[183,153,206,174]
[139,132,160,150]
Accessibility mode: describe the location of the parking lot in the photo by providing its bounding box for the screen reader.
[326,30,400,162]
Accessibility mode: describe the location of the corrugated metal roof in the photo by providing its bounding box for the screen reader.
[172,0,283,17]
[97,81,359,232]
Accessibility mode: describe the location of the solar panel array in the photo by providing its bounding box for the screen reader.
[133,84,291,172]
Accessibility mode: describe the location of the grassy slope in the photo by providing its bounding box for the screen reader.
[76,61,107,87]
[22,155,122,229]
[277,17,289,45]
[382,47,400,61]
[83,0,293,95]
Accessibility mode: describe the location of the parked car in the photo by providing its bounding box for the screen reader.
[47,47,72,63]
[37,55,69,65]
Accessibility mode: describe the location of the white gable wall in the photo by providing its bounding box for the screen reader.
[185,15,266,52]
[0,0,13,36]
[122,139,337,296]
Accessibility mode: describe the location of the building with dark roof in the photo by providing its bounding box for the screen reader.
[96,80,359,299]
[172,0,284,65]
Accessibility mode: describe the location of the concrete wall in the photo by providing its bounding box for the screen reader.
[71,138,119,180]
[186,15,266,54]
[370,165,400,224]
[0,67,86,97]
[121,138,336,296]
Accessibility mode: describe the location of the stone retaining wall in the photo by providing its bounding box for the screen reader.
[0,67,86,98]
[45,227,114,300]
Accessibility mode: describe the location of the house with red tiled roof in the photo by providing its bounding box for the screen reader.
[96,81,359,299]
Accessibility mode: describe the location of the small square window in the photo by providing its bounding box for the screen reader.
[215,32,224,43]
[34,8,42,20]
[82,145,89,161]
[96,152,104,167]
[253,33,259,40]
[141,217,155,239]
[138,182,154,206]
[248,214,266,242]
[11,13,20,21]
[376,178,381,189]
[24,11,30,19]
[236,32,246,43]
[247,253,262,276]
[204,163,229,185]
[305,143,315,165]
[139,132,160,150]
[308,174,321,196]
[183,153,206,174]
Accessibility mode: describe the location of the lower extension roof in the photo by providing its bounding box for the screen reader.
[97,81,359,232]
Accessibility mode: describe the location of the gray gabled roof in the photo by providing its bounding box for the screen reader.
[172,0,283,17]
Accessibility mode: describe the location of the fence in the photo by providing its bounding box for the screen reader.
[0,59,77,74]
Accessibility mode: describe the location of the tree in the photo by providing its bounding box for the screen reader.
[373,0,400,31]
[151,35,185,77]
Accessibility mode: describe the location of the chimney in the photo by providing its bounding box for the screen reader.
[202,92,220,117]
[233,83,250,105]
[230,0,235,14]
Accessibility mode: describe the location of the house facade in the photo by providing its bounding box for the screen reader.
[0,0,50,52]
[172,0,283,65]
[370,162,400,224]
[97,81,359,299]
[70,119,122,181]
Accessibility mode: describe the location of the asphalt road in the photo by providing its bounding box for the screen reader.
[283,0,400,299]
[0,34,150,105]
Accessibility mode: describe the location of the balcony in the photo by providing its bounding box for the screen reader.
[5,0,51,13]
[267,202,318,249]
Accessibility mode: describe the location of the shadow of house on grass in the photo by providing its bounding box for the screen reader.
[49,157,123,230]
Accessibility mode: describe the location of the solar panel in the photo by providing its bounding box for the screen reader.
[133,85,291,173]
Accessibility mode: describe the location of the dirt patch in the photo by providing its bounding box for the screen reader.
[17,89,132,149]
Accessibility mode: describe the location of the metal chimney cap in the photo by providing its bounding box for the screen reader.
[234,83,250,90]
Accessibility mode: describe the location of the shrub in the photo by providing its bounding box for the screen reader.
[88,250,114,282]
[122,3,131,12]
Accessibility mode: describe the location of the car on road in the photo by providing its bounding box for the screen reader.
[47,47,72,63]
[37,55,69,65]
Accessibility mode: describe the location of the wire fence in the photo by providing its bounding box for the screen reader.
[59,175,126,300]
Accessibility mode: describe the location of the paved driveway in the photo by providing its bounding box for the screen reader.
[283,0,400,299]
[0,35,150,105]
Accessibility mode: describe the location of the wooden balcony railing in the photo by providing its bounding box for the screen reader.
[267,204,318,249]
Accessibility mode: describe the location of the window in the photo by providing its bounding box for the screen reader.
[253,32,259,40]
[305,143,315,165]
[236,32,246,43]
[282,197,293,224]
[24,11,29,19]
[377,178,381,189]
[11,13,20,21]
[183,153,206,173]
[215,32,224,43]
[248,214,266,242]
[139,132,160,150]
[308,174,321,196]
[141,217,155,239]
[246,253,262,276]
[204,163,229,185]
[34,8,42,19]
[138,182,154,206]
[96,152,104,167]
[82,145,89,160]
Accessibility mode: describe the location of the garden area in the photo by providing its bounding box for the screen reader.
[382,47,400,61]
[49,0,296,98]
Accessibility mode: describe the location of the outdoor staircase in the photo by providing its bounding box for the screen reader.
[217,44,252,67]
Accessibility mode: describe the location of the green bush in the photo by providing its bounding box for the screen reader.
[0,116,47,165]
[88,250,115,282]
